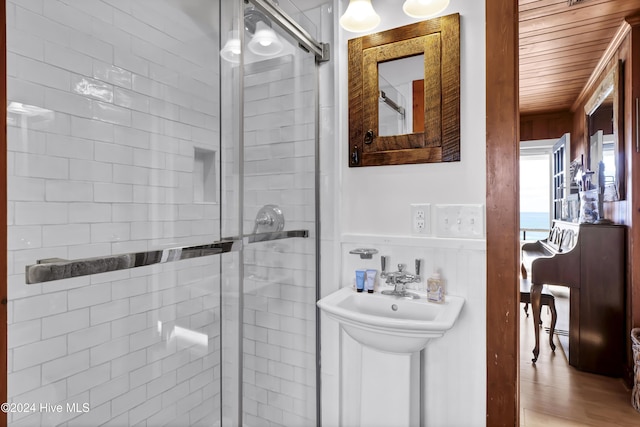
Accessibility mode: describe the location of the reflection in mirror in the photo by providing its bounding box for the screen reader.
[602,134,616,189]
[378,74,406,136]
[586,66,621,201]
[589,129,603,184]
[377,55,424,137]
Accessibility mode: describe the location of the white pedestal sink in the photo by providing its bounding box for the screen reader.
[318,287,465,352]
[318,287,465,426]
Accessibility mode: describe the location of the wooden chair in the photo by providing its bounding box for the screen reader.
[520,278,557,352]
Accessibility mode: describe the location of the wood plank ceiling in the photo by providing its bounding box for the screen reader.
[519,0,640,115]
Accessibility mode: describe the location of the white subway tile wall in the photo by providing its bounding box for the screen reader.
[7,0,223,425]
[242,54,317,426]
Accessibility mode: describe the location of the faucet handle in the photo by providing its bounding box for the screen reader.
[381,256,389,275]
[415,259,423,277]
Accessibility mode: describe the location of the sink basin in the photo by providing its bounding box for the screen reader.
[317,287,464,353]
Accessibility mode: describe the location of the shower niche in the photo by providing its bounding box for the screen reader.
[193,147,217,204]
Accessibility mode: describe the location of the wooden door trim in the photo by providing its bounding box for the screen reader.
[486,0,519,424]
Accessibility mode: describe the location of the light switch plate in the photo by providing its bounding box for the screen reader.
[435,204,485,238]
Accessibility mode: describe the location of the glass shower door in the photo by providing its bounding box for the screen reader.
[240,1,320,425]
[6,0,233,425]
[6,0,326,425]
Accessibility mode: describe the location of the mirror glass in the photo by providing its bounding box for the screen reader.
[587,72,620,201]
[377,55,424,137]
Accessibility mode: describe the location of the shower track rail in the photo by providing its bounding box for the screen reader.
[250,0,329,63]
[25,229,309,284]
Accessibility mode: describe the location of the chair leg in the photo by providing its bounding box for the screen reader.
[548,298,557,352]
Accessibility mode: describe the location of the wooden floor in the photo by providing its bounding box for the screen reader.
[519,307,640,426]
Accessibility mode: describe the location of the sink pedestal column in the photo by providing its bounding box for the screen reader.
[341,328,421,427]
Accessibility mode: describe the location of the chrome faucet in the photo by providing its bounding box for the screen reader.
[380,257,423,299]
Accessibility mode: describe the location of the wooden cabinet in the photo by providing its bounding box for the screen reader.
[347,14,460,167]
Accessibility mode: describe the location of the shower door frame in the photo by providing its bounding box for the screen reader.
[1,1,7,424]
[232,1,329,425]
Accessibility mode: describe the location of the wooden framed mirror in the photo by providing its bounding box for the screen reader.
[584,61,624,201]
[347,13,460,167]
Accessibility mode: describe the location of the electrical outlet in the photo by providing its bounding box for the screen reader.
[435,204,485,238]
[410,204,430,235]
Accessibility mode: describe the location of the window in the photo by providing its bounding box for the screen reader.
[520,153,551,241]
[520,138,557,241]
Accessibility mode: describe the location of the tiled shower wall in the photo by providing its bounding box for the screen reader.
[7,0,224,425]
[241,53,317,425]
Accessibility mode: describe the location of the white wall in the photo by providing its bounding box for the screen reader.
[339,2,486,235]
[320,0,487,425]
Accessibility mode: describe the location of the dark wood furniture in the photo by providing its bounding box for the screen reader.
[520,278,556,352]
[521,220,625,377]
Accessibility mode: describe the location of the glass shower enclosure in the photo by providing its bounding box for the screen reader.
[6,0,327,425]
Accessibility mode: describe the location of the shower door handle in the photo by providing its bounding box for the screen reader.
[25,239,242,284]
[244,229,308,244]
[25,229,310,284]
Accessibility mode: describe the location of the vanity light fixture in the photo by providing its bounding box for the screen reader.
[402,0,450,18]
[340,0,451,32]
[220,6,284,63]
[339,0,380,33]
[220,31,241,63]
[248,21,283,56]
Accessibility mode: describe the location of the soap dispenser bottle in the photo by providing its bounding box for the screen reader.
[427,272,444,303]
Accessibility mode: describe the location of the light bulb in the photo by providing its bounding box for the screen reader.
[248,21,283,56]
[339,0,380,33]
[220,31,241,63]
[402,0,450,18]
